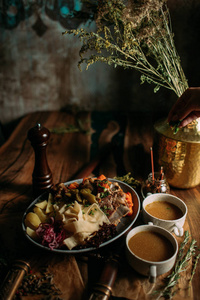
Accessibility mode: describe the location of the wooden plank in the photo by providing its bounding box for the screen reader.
[0,111,199,300]
[123,112,200,300]
[0,111,92,214]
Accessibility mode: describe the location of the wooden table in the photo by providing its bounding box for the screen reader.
[0,111,199,300]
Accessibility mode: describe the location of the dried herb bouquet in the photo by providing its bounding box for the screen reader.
[63,0,189,98]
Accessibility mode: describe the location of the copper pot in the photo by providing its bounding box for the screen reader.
[154,118,200,189]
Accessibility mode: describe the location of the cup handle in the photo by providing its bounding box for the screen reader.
[148,222,154,226]
[147,192,152,196]
[149,265,157,283]
[172,223,184,237]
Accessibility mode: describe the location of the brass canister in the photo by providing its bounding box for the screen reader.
[154,118,200,189]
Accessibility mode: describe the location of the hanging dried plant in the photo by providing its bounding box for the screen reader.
[63,0,188,97]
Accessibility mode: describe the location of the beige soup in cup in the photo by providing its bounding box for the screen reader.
[142,193,187,237]
[126,224,178,282]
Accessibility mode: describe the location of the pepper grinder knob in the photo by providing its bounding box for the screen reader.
[28,123,53,197]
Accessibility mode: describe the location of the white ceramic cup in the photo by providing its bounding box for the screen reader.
[126,224,178,282]
[142,193,187,237]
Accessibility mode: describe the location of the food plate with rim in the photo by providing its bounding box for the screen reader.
[22,178,140,254]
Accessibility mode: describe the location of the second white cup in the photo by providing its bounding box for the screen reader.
[142,193,187,237]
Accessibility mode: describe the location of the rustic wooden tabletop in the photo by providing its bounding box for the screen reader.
[0,111,199,300]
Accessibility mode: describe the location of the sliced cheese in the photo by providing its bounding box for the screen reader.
[45,193,54,214]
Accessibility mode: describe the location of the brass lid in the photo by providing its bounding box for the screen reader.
[154,118,200,143]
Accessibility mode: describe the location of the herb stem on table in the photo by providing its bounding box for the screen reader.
[188,252,200,292]
[154,231,199,300]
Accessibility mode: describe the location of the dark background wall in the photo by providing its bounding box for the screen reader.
[0,0,200,131]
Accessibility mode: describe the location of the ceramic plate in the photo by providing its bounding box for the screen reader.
[22,178,140,254]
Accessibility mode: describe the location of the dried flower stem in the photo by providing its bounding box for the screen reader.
[63,0,188,97]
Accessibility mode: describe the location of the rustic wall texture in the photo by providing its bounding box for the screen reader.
[0,0,200,127]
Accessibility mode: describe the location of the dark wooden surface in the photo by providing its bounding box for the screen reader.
[0,111,199,300]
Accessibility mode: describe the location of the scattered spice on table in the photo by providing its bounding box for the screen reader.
[14,266,62,299]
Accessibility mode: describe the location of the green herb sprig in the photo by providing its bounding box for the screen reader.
[50,118,91,135]
[169,119,182,135]
[154,231,199,299]
[188,252,200,290]
[114,172,141,189]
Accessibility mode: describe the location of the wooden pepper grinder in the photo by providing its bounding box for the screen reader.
[88,256,119,300]
[28,123,53,197]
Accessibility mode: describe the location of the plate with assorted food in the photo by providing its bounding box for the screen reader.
[22,175,140,254]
